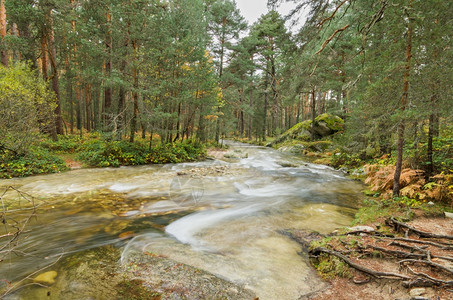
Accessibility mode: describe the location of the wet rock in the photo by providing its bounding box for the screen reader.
[224,151,248,159]
[34,271,58,285]
[119,231,135,239]
[277,161,298,168]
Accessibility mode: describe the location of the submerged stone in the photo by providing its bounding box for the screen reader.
[33,271,58,285]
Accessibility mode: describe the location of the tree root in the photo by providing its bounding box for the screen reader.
[310,247,411,280]
[386,218,453,241]
[305,216,453,290]
[405,266,453,287]
[399,259,453,276]
[378,236,453,250]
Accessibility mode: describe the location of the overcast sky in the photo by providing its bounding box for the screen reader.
[235,0,296,25]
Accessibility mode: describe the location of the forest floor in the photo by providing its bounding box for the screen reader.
[291,210,453,300]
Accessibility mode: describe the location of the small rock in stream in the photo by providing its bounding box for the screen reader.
[34,271,58,285]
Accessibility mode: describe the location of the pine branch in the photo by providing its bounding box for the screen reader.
[316,24,350,55]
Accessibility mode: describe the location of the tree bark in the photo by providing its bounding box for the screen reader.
[311,88,316,141]
[393,1,413,197]
[0,0,7,66]
[47,11,64,135]
[103,11,113,130]
[129,40,139,143]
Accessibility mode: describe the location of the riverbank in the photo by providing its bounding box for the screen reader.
[234,136,453,299]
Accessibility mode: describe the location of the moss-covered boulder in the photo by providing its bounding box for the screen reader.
[313,113,344,137]
[268,113,344,147]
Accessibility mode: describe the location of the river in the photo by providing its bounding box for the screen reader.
[0,141,363,299]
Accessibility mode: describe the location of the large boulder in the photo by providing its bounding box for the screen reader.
[313,113,344,137]
[268,113,344,147]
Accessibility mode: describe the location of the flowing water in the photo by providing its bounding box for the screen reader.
[0,141,363,299]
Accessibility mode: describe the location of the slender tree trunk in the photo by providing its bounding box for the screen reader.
[427,113,434,178]
[214,20,227,144]
[47,11,64,135]
[129,40,139,143]
[117,38,128,140]
[393,1,413,197]
[11,23,19,61]
[311,88,316,141]
[248,87,253,140]
[263,71,269,141]
[85,85,91,132]
[66,61,74,134]
[41,36,48,81]
[103,11,113,130]
[0,0,7,66]
[173,102,181,142]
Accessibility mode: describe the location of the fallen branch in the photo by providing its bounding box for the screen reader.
[311,247,411,280]
[386,218,453,241]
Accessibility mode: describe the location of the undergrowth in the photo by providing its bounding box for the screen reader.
[1,134,206,178]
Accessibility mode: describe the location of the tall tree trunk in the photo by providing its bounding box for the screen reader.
[214,19,226,144]
[47,11,64,135]
[0,0,7,66]
[427,113,435,178]
[129,40,139,143]
[40,31,57,141]
[393,1,413,197]
[11,23,19,61]
[117,39,129,140]
[103,11,113,130]
[66,59,74,134]
[85,85,91,132]
[263,71,269,141]
[311,88,316,141]
[248,87,253,140]
[41,36,48,81]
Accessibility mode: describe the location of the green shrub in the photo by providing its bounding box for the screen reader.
[77,139,205,167]
[0,147,68,178]
[40,135,84,153]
